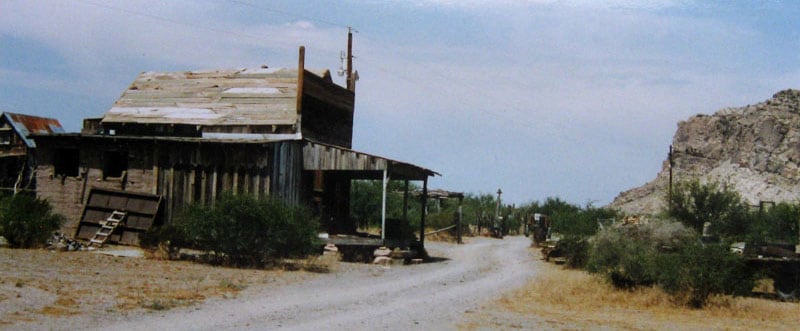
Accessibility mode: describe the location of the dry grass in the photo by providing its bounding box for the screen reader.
[0,247,313,327]
[464,260,800,330]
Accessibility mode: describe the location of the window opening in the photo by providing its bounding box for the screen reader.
[103,150,128,178]
[54,148,80,177]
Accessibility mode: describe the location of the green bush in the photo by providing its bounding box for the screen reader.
[587,223,664,288]
[172,193,320,267]
[587,220,755,307]
[587,220,696,288]
[555,235,590,269]
[0,194,64,248]
[425,211,454,231]
[656,242,755,308]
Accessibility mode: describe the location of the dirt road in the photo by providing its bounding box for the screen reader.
[94,236,538,330]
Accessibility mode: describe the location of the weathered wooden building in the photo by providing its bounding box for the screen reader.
[0,112,63,191]
[34,48,436,246]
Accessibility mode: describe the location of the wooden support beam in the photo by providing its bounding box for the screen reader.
[420,177,428,247]
[402,180,409,223]
[381,169,388,241]
[211,167,218,204]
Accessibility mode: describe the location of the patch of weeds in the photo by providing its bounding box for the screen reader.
[141,299,177,311]
[219,279,246,292]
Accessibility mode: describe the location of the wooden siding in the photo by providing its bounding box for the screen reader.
[35,135,282,237]
[300,69,355,148]
[303,141,388,171]
[302,141,437,181]
[271,141,303,205]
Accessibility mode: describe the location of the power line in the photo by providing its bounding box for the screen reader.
[72,0,298,49]
[224,0,349,29]
[70,0,569,144]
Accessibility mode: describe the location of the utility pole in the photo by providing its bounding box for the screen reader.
[346,27,358,92]
[668,145,674,210]
[495,189,502,222]
[494,188,502,236]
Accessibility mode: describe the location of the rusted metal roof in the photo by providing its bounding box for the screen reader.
[1,112,64,148]
[102,67,331,127]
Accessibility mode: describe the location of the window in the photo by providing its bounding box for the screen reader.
[103,150,128,178]
[54,148,80,177]
[0,130,12,145]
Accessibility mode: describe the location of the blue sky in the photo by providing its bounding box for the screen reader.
[1,0,798,206]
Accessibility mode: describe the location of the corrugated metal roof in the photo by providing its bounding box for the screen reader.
[1,112,65,148]
[102,67,329,126]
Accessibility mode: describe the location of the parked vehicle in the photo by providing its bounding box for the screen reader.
[732,241,800,300]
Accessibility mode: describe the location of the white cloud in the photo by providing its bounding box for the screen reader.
[408,0,690,10]
[1,0,795,204]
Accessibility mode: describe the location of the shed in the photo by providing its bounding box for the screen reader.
[0,112,63,190]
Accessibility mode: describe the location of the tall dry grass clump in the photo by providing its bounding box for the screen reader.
[500,263,800,330]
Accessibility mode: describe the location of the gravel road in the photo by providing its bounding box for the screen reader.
[96,236,538,330]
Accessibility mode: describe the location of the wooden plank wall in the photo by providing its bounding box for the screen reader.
[36,137,280,235]
[271,141,303,205]
[156,142,274,222]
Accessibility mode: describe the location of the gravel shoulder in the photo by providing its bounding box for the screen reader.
[95,236,539,330]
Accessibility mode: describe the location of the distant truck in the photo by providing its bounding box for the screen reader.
[524,213,550,245]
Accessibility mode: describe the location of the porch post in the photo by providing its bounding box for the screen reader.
[381,169,388,241]
[420,177,428,247]
[402,180,409,222]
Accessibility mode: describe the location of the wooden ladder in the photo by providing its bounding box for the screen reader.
[88,211,127,248]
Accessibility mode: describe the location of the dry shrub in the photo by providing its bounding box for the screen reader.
[425,229,456,242]
[280,254,339,273]
[499,263,800,330]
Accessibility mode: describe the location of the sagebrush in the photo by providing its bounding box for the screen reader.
[154,193,321,267]
[0,193,64,248]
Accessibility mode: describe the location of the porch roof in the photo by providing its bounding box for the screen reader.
[302,140,438,181]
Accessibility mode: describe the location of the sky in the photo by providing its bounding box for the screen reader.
[1,0,799,206]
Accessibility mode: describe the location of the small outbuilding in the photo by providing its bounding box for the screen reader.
[0,112,63,191]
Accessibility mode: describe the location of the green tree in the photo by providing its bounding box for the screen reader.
[747,202,800,244]
[668,179,749,239]
[350,180,421,229]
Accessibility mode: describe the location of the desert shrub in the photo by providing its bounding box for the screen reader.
[555,235,590,269]
[425,212,454,231]
[138,223,186,259]
[587,220,755,307]
[173,193,320,267]
[587,220,696,289]
[0,194,64,248]
[656,242,755,308]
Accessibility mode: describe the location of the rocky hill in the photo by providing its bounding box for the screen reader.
[611,89,800,215]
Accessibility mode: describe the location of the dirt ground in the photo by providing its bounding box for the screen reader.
[0,247,316,330]
[2,237,798,330]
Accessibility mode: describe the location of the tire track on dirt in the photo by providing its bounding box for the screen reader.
[97,236,538,330]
